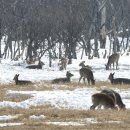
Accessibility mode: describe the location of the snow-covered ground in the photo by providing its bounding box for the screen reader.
[0,54,130,110]
[1,53,130,84]
[0,53,130,126]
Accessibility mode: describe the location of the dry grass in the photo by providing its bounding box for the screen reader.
[1,81,130,91]
[0,82,129,129]
[0,106,130,130]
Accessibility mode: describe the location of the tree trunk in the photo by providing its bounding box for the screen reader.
[100,0,107,48]
[59,42,62,59]
[26,38,33,62]
[49,51,52,67]
[112,16,117,53]
[94,35,99,58]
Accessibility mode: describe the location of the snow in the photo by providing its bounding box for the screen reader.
[0,115,19,121]
[0,53,130,84]
[0,52,130,126]
[0,123,23,127]
[0,54,130,110]
[5,88,97,109]
[30,115,46,119]
[43,118,122,126]
[3,87,130,110]
[44,121,85,126]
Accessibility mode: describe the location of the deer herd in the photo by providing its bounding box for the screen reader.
[13,53,128,110]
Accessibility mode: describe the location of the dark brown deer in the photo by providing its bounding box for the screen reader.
[52,71,73,83]
[13,74,32,85]
[90,93,117,110]
[108,73,130,85]
[79,61,92,70]
[26,60,45,69]
[78,68,95,85]
[105,53,120,70]
[101,89,126,109]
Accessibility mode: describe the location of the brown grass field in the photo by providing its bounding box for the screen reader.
[0,81,130,130]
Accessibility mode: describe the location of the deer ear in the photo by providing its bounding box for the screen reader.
[68,71,70,73]
[17,74,19,77]
[112,72,115,75]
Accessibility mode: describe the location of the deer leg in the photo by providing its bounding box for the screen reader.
[90,103,98,110]
[64,64,66,70]
[87,79,90,85]
[113,63,114,70]
[83,77,86,85]
[97,104,102,109]
[62,63,64,70]
[104,105,110,109]
[109,65,111,70]
[65,65,66,70]
[116,62,118,69]
[78,76,83,84]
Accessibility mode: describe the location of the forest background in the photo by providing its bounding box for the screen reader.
[0,0,130,65]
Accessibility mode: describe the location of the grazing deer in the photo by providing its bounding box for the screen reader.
[105,53,119,70]
[79,61,92,70]
[78,68,95,85]
[26,60,45,69]
[52,71,73,83]
[58,57,68,70]
[101,89,126,109]
[108,73,130,85]
[13,74,32,85]
[90,93,117,110]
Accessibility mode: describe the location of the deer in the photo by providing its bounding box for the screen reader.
[58,57,68,70]
[79,61,92,70]
[90,93,118,110]
[52,71,73,83]
[13,74,32,85]
[105,53,120,70]
[101,89,126,110]
[26,60,45,69]
[108,72,130,85]
[78,68,95,85]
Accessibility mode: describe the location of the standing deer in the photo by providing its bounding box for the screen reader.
[108,73,130,85]
[58,57,68,70]
[78,68,95,85]
[105,53,119,70]
[13,74,32,85]
[101,89,126,109]
[90,93,117,110]
[52,71,73,83]
[26,60,45,69]
[79,61,92,70]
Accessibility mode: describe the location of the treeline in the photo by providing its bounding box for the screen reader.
[0,0,130,64]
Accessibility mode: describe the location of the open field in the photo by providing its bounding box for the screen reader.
[0,82,130,130]
[0,53,130,129]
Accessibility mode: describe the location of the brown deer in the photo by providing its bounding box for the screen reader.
[52,71,73,83]
[26,55,37,64]
[58,57,68,70]
[79,61,92,70]
[13,74,32,85]
[101,89,126,109]
[90,93,117,110]
[78,68,95,85]
[108,72,130,85]
[26,60,45,69]
[105,53,119,70]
